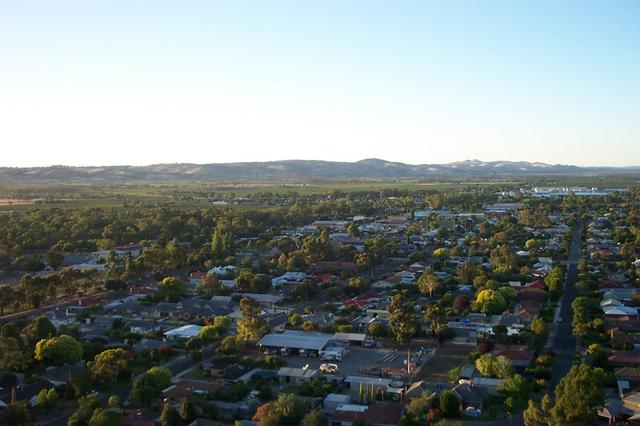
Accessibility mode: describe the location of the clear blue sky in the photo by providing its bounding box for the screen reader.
[1,1,638,167]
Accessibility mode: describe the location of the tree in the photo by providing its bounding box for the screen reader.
[0,399,31,426]
[288,313,303,328]
[157,277,187,302]
[36,388,59,413]
[90,348,129,385]
[237,297,268,344]
[368,321,388,338]
[68,394,102,426]
[180,398,197,424]
[108,395,120,409]
[475,354,513,379]
[473,289,507,314]
[523,394,553,426]
[303,409,327,426]
[388,293,419,345]
[196,273,220,296]
[457,262,480,284]
[585,343,609,369]
[161,403,182,426]
[498,374,531,411]
[439,390,460,418]
[418,268,440,298]
[0,337,30,371]
[253,393,304,426]
[35,335,83,366]
[24,315,57,344]
[88,408,122,426]
[130,367,172,407]
[490,246,518,271]
[347,276,369,292]
[198,325,220,343]
[551,364,605,425]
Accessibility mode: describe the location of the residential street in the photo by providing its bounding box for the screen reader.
[549,219,582,392]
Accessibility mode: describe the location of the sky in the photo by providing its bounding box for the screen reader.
[0,1,639,167]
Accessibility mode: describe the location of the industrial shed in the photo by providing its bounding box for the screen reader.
[258,330,333,355]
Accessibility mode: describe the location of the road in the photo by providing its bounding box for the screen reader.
[549,219,582,392]
[0,290,114,322]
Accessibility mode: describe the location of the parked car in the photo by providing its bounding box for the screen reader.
[465,407,482,417]
[320,363,338,374]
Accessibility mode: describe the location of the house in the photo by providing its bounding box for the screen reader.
[451,383,488,410]
[161,379,222,401]
[272,272,306,287]
[323,393,351,411]
[164,324,203,340]
[609,352,640,368]
[132,338,167,354]
[209,265,237,276]
[277,366,319,385]
[493,346,533,368]
[330,402,404,426]
[604,306,638,317]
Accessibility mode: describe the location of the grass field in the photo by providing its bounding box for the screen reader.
[0,175,636,212]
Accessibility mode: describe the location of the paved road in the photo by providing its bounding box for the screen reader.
[549,219,582,392]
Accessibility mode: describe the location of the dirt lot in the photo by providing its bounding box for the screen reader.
[416,344,473,382]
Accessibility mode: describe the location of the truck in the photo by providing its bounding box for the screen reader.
[320,347,344,361]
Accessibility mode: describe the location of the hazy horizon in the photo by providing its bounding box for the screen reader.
[1,1,639,168]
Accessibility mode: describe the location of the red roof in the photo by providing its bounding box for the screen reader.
[331,403,403,426]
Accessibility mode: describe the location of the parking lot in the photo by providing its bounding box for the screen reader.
[284,346,411,377]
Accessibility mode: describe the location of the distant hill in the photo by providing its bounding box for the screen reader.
[0,159,638,182]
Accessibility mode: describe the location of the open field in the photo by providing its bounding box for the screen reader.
[416,344,472,382]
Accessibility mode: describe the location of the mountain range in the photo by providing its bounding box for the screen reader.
[1,159,638,182]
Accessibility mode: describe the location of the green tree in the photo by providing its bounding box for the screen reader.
[180,398,197,423]
[253,393,304,426]
[303,409,327,426]
[90,348,130,385]
[475,354,513,379]
[36,388,59,413]
[68,394,102,426]
[439,390,460,418]
[498,374,531,411]
[523,394,553,426]
[24,315,57,344]
[418,268,440,298]
[388,293,419,345]
[161,403,182,426]
[551,364,605,425]
[237,297,268,343]
[35,334,83,366]
[130,367,172,407]
[0,337,30,371]
[157,277,187,302]
[88,408,122,426]
[0,399,31,426]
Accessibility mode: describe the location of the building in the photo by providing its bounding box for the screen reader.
[164,324,203,340]
[277,366,320,385]
[258,331,334,356]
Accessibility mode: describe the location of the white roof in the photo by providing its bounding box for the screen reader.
[164,324,203,338]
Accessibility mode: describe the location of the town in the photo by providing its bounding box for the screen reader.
[0,183,638,426]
